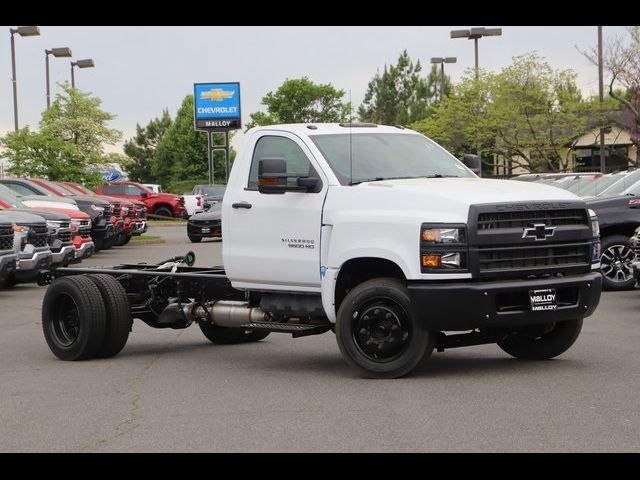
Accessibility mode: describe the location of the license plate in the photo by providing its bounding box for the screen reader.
[529,288,558,311]
[201,228,210,233]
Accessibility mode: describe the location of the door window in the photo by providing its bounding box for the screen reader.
[248,136,317,190]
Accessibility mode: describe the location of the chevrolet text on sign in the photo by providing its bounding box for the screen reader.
[193,82,241,130]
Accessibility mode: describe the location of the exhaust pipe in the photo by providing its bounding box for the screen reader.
[194,300,268,328]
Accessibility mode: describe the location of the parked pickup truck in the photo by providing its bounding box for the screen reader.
[0,219,17,288]
[96,181,187,218]
[0,210,52,285]
[41,124,602,378]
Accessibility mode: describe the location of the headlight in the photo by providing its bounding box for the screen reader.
[420,224,468,272]
[90,204,105,212]
[588,209,599,237]
[421,227,466,244]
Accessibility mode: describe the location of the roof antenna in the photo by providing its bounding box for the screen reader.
[349,89,353,185]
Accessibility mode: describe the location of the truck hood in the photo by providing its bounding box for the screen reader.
[0,209,46,225]
[325,177,582,224]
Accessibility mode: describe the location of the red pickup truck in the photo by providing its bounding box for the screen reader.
[96,182,186,219]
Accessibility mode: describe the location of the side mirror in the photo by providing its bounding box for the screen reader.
[462,154,482,175]
[258,158,321,194]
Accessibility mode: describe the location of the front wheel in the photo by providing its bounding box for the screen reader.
[497,318,583,360]
[188,234,202,243]
[335,278,434,379]
[600,235,636,291]
[154,206,173,218]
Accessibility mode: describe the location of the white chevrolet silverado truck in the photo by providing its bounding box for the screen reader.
[41,123,602,378]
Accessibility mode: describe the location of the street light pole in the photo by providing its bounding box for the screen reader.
[70,59,95,89]
[450,27,502,81]
[9,26,40,131]
[46,48,72,109]
[598,26,606,174]
[430,57,457,102]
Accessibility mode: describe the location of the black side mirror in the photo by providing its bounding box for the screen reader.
[462,154,482,175]
[258,157,321,194]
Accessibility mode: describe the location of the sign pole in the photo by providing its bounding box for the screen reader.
[207,131,215,185]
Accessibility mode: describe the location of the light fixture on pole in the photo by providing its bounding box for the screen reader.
[450,27,502,80]
[430,57,457,102]
[70,59,95,88]
[45,47,72,109]
[9,26,41,131]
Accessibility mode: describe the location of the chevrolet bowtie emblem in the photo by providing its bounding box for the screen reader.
[200,88,235,101]
[522,223,556,241]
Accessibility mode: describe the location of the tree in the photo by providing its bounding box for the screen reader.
[154,95,233,187]
[358,50,441,125]
[413,53,598,173]
[0,84,121,182]
[123,109,172,182]
[579,26,640,164]
[248,77,351,127]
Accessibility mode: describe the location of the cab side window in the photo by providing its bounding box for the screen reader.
[247,136,318,190]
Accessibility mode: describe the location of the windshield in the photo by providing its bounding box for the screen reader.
[53,182,79,196]
[598,170,640,196]
[0,184,28,208]
[201,186,226,196]
[309,133,474,185]
[570,175,620,197]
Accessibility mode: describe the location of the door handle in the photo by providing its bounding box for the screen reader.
[232,202,252,209]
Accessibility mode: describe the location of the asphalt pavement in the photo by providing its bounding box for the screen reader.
[1,225,639,452]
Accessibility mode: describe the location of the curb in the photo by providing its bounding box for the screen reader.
[130,239,166,245]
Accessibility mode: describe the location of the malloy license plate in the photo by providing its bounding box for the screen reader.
[529,288,558,311]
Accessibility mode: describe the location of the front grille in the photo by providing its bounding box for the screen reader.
[79,225,92,238]
[128,208,135,218]
[478,242,592,273]
[112,204,121,217]
[478,209,589,230]
[136,207,146,219]
[29,224,49,248]
[103,205,113,216]
[0,225,13,250]
[193,220,219,227]
[58,229,72,243]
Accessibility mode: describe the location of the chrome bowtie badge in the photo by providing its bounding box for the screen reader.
[522,223,556,241]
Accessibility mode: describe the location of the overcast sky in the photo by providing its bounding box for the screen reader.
[0,26,628,152]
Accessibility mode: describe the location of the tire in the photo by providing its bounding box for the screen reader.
[199,321,250,345]
[42,276,107,361]
[120,234,132,246]
[115,234,131,247]
[188,234,202,243]
[87,274,132,358]
[600,235,636,291]
[93,236,104,252]
[154,206,173,218]
[102,235,115,250]
[497,318,583,360]
[335,277,434,379]
[244,330,271,342]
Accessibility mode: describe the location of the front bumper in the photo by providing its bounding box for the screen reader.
[132,221,147,235]
[0,253,18,283]
[51,245,76,268]
[407,272,602,331]
[15,249,52,281]
[74,241,95,260]
[187,222,221,238]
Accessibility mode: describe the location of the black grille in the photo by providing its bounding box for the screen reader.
[79,226,92,238]
[193,220,219,227]
[58,230,72,243]
[112,204,121,217]
[478,242,591,273]
[137,207,146,218]
[30,224,49,248]
[478,209,589,230]
[0,225,13,250]
[103,205,113,216]
[128,208,135,218]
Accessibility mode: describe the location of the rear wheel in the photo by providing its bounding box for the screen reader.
[600,235,636,291]
[42,276,107,361]
[497,318,583,360]
[87,274,132,358]
[336,278,434,379]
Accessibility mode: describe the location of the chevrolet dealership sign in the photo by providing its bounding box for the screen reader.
[194,82,241,130]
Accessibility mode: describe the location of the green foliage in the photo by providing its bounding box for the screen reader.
[413,53,599,173]
[358,50,441,125]
[154,95,233,188]
[0,84,121,182]
[124,109,173,182]
[248,77,351,128]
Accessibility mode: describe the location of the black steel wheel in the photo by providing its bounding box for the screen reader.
[600,235,636,291]
[42,276,107,361]
[336,278,434,379]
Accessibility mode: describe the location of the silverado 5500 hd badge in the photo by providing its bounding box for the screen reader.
[282,238,315,249]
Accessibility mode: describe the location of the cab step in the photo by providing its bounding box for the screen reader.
[240,322,332,338]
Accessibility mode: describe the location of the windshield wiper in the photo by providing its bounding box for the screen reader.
[350,175,459,185]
